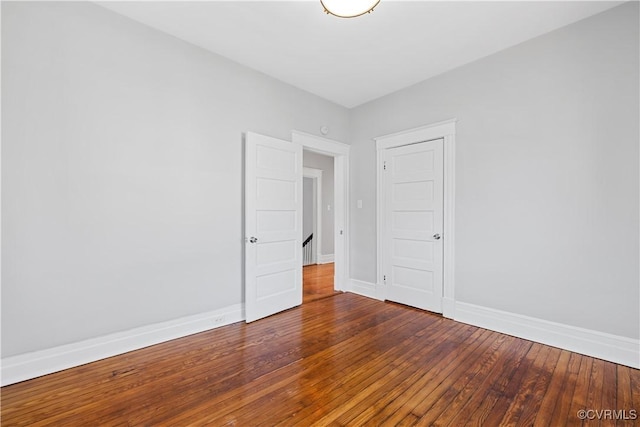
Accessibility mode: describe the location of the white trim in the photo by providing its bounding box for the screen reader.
[442,132,456,319]
[318,253,335,264]
[303,167,323,265]
[455,302,640,369]
[375,119,457,150]
[293,130,350,292]
[294,130,350,156]
[1,304,244,386]
[375,119,456,315]
[349,279,385,301]
[442,297,456,319]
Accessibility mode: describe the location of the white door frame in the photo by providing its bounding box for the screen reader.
[293,130,350,291]
[303,167,323,264]
[375,119,456,318]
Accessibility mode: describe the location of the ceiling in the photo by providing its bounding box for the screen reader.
[97,1,622,108]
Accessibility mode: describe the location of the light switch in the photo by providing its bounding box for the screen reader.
[357,200,363,209]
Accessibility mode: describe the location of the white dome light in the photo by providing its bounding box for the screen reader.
[321,0,380,18]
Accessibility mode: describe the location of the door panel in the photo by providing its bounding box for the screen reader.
[245,132,302,322]
[384,139,444,312]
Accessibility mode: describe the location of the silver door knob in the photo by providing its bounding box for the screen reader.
[249,237,258,243]
[433,233,441,240]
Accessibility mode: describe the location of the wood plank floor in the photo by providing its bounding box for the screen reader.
[2,293,639,426]
[303,262,338,304]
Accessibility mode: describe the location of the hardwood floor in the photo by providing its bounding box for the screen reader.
[2,293,639,426]
[303,262,338,304]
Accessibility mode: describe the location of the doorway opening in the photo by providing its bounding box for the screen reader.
[302,161,337,303]
[303,263,336,303]
[294,131,350,304]
[302,169,322,266]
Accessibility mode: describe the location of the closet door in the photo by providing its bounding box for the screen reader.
[383,139,444,313]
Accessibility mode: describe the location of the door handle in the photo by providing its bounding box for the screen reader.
[433,233,441,240]
[248,237,258,244]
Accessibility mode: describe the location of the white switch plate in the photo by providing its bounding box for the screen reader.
[357,200,363,209]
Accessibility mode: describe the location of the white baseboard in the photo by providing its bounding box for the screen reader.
[349,279,384,301]
[1,304,245,386]
[5,296,637,386]
[455,301,640,369]
[318,254,335,264]
[442,297,455,319]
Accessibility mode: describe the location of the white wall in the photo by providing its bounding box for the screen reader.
[1,2,349,357]
[349,3,639,339]
[302,177,314,241]
[303,150,335,257]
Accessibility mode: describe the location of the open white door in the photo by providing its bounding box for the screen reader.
[245,132,302,322]
[383,139,444,313]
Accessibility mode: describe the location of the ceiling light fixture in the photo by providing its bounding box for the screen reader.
[321,0,380,18]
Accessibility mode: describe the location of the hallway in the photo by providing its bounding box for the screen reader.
[303,263,338,303]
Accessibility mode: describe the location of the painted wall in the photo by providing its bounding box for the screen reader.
[303,151,335,258]
[1,2,350,357]
[349,3,639,339]
[303,177,314,243]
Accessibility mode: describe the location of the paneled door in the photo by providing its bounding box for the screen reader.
[245,132,302,322]
[383,139,444,312]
